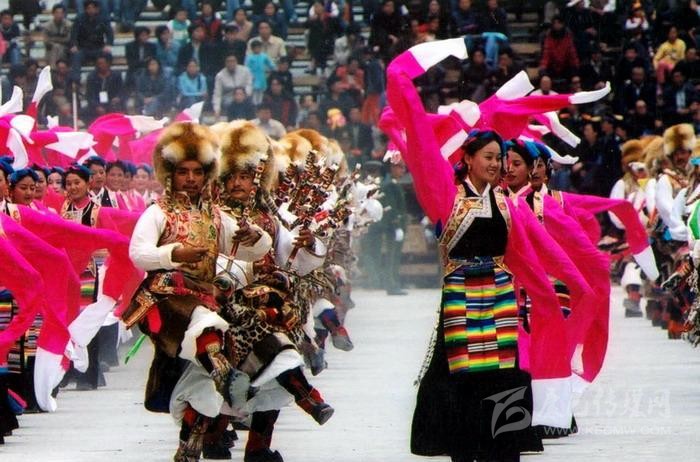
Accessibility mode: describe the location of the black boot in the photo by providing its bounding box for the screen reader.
[275,367,334,425]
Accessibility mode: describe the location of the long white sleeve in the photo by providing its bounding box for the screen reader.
[608,179,626,229]
[655,175,688,241]
[215,257,255,291]
[129,204,183,271]
[645,178,657,216]
[220,211,273,262]
[274,219,327,276]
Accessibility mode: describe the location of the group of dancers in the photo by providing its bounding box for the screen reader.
[2,34,700,462]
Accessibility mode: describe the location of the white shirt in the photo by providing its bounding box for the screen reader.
[655,174,688,241]
[129,202,273,272]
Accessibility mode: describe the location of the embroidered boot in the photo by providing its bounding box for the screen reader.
[275,367,334,425]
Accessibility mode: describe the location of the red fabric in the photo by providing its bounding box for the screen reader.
[195,330,222,354]
[540,32,580,75]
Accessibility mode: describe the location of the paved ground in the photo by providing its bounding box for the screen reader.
[2,287,699,461]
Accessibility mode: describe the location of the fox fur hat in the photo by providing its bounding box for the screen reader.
[218,120,270,176]
[642,136,665,177]
[663,123,696,156]
[621,139,645,170]
[153,122,219,188]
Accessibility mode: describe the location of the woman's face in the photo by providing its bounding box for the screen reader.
[465,141,502,186]
[428,0,440,14]
[65,173,89,202]
[33,170,47,199]
[133,168,150,192]
[264,3,275,15]
[122,172,133,191]
[505,150,530,191]
[0,172,7,199]
[530,158,548,190]
[89,164,105,190]
[10,176,36,205]
[47,172,64,193]
[106,166,125,191]
[235,9,246,23]
[187,61,199,76]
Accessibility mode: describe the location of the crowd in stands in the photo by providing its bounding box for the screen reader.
[0,0,699,197]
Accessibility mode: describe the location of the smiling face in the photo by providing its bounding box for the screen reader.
[133,168,150,193]
[47,172,64,193]
[88,164,106,191]
[465,140,502,188]
[106,166,125,191]
[173,160,206,200]
[65,172,90,203]
[505,149,530,192]
[10,176,36,205]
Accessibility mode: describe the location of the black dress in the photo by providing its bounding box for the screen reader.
[411,187,542,462]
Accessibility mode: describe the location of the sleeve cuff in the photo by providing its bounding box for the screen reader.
[159,242,184,269]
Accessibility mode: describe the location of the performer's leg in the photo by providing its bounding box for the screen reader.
[319,308,353,351]
[203,414,232,460]
[275,366,334,425]
[175,405,211,462]
[244,410,282,462]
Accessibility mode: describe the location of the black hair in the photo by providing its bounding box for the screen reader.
[134,26,151,39]
[155,24,169,38]
[64,164,92,188]
[52,3,66,12]
[0,9,12,17]
[454,130,505,178]
[504,139,535,168]
[83,155,106,169]
[257,103,273,111]
[84,0,100,9]
[123,160,137,176]
[0,158,13,181]
[9,168,39,187]
[136,163,153,175]
[106,160,128,175]
[95,52,113,64]
[30,163,51,179]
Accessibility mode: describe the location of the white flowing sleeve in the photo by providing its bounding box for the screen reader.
[129,204,183,271]
[219,212,273,262]
[215,257,255,291]
[656,175,688,241]
[608,179,626,229]
[274,220,327,276]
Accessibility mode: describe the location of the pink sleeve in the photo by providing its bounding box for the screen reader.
[384,49,457,225]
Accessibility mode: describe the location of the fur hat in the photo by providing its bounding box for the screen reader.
[278,132,314,167]
[153,122,219,189]
[663,124,696,156]
[218,120,270,178]
[326,139,349,180]
[290,129,328,154]
[643,136,665,176]
[621,139,644,170]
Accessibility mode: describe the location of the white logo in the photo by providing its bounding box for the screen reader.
[484,386,532,438]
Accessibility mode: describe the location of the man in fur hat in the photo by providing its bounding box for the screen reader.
[122,122,273,462]
[213,121,334,462]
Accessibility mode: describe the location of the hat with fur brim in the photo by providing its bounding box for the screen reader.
[153,121,219,189]
[218,120,270,177]
[621,139,644,170]
[663,123,696,156]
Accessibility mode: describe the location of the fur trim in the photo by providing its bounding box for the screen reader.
[218,120,271,179]
[279,133,313,167]
[153,122,219,187]
[290,128,328,153]
[266,140,291,191]
[663,124,696,156]
[643,136,665,176]
[621,139,644,170]
[326,139,349,179]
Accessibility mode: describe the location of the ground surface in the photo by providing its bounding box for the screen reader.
[2,287,699,461]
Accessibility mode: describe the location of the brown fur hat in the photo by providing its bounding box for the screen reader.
[278,132,314,167]
[290,128,328,154]
[663,124,696,156]
[218,120,270,179]
[153,122,219,188]
[643,136,665,176]
[621,139,644,170]
[326,139,349,179]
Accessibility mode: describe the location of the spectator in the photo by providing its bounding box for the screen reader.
[231,8,254,42]
[306,1,341,75]
[491,48,521,89]
[302,110,324,131]
[361,45,386,124]
[263,77,298,128]
[334,56,365,104]
[624,5,649,35]
[213,54,253,118]
[69,1,114,82]
[531,75,558,95]
[654,26,686,88]
[167,8,191,47]
[120,0,147,33]
[23,60,39,109]
[43,4,73,68]
[479,0,510,66]
[85,53,124,121]
[227,86,256,120]
[247,20,286,62]
[616,66,656,115]
[628,99,657,137]
[297,94,319,126]
[47,59,75,124]
[674,0,700,47]
[346,106,374,162]
[320,77,356,118]
[674,47,700,88]
[8,0,41,31]
[334,24,365,66]
[176,24,216,77]
[571,121,603,194]
[135,58,173,117]
[459,48,492,102]
[177,58,208,109]
[0,10,21,65]
[563,0,597,60]
[255,2,288,40]
[615,44,648,88]
[425,0,451,40]
[195,1,224,44]
[268,56,294,95]
[370,0,408,61]
[579,45,613,90]
[245,39,275,105]
[662,69,697,125]
[540,16,580,81]
[74,0,115,22]
[125,26,157,87]
[452,0,479,43]
[252,103,286,139]
[155,25,180,78]
[219,24,247,68]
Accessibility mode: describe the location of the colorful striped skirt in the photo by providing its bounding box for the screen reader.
[442,258,518,374]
